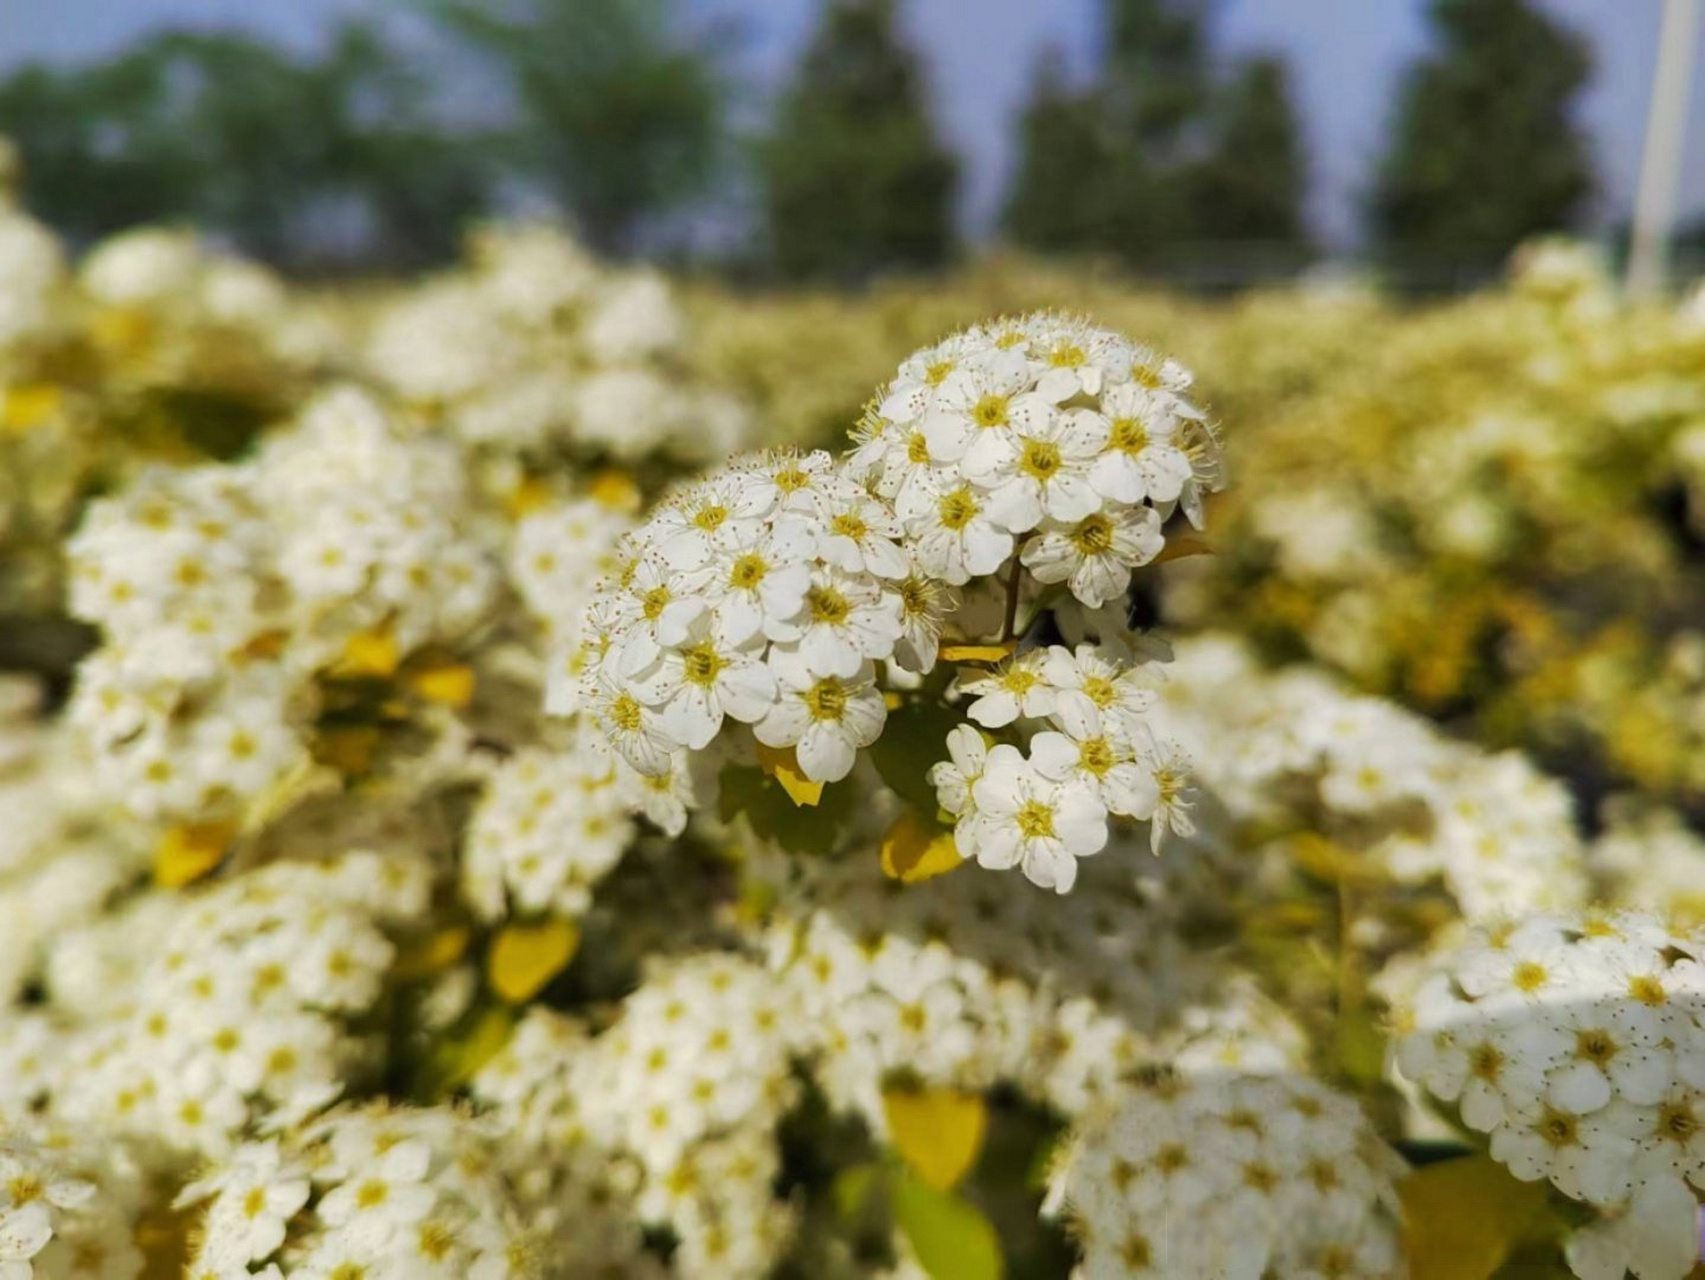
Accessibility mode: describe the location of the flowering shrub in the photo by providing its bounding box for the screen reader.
[0,205,1703,1279]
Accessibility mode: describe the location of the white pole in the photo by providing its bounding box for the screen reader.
[1628,0,1701,298]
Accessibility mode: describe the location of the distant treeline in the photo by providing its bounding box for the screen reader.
[0,0,1617,285]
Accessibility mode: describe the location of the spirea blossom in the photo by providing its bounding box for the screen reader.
[1393,911,1705,1280]
[851,313,1221,597]
[578,451,933,785]
[1046,1073,1407,1280]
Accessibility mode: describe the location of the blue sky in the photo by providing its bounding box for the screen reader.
[3,0,1702,247]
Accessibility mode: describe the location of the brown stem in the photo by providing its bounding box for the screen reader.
[1001,552,1025,643]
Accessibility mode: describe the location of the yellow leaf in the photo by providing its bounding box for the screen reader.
[394,926,471,981]
[881,812,963,884]
[883,1086,988,1191]
[1399,1154,1552,1280]
[1153,532,1212,564]
[488,919,579,1004]
[408,661,476,708]
[589,468,643,512]
[939,643,1016,663]
[154,822,234,888]
[754,741,825,807]
[1,383,62,435]
[334,627,399,679]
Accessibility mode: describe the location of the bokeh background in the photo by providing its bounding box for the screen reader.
[3,0,1702,284]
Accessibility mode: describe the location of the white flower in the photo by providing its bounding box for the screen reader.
[697,523,815,647]
[1020,505,1164,607]
[897,479,1013,586]
[963,404,1105,533]
[960,653,1057,728]
[633,622,777,751]
[768,570,902,679]
[753,653,886,783]
[1040,644,1156,742]
[966,744,1107,892]
[929,725,989,818]
[0,1202,52,1276]
[1029,729,1159,820]
[1088,380,1198,505]
[918,349,1039,463]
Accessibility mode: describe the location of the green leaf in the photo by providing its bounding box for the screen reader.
[1399,1153,1553,1280]
[833,1162,882,1223]
[718,764,852,855]
[892,1167,1004,1280]
[869,698,961,814]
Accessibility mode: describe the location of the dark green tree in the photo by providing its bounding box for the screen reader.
[758,0,959,281]
[1002,49,1115,254]
[1002,0,1310,273]
[1188,56,1310,257]
[1369,0,1594,277]
[0,25,491,269]
[429,0,727,255]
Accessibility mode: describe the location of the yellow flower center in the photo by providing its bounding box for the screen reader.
[906,431,932,464]
[804,679,848,721]
[728,554,768,591]
[1629,974,1667,1005]
[938,488,980,531]
[774,466,811,493]
[1048,343,1086,368]
[1110,417,1149,454]
[1019,438,1063,480]
[1658,1101,1698,1143]
[807,585,850,625]
[609,694,643,732]
[925,360,955,385]
[1078,738,1115,777]
[692,504,727,531]
[418,1223,456,1261]
[971,394,1010,428]
[831,512,869,542]
[1000,668,1038,695]
[1015,799,1056,840]
[1469,1042,1504,1082]
[1082,676,1115,707]
[681,642,724,687]
[641,586,671,621]
[355,1180,389,1209]
[1069,514,1115,556]
[1538,1108,1579,1148]
[1574,1029,1617,1065]
[243,1187,268,1218]
[1132,363,1164,389]
[7,1175,43,1205]
[1511,961,1549,993]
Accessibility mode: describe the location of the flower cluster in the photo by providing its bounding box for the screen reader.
[765,853,1305,1128]
[462,744,638,924]
[365,223,748,466]
[931,644,1187,891]
[578,450,930,785]
[851,313,1220,602]
[43,851,431,1162]
[178,1104,541,1278]
[0,1118,146,1280]
[65,386,497,831]
[1148,635,1589,919]
[1393,911,1705,1280]
[1046,1072,1407,1280]
[473,955,807,1280]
